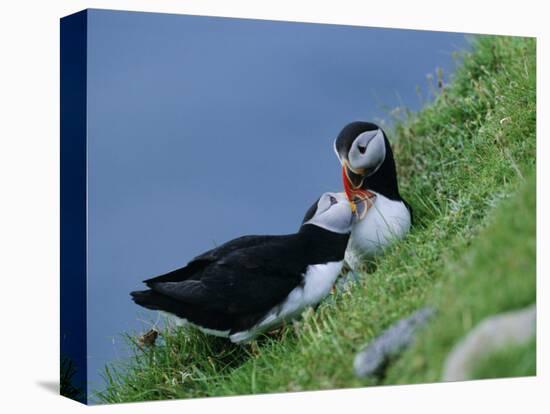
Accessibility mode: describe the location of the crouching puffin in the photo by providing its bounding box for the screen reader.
[334,121,412,270]
[131,192,353,343]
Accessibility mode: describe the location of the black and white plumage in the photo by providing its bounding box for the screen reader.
[334,121,412,270]
[131,192,352,343]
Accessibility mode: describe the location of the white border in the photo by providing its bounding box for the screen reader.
[0,1,547,413]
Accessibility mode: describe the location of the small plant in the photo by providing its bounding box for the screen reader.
[60,355,84,402]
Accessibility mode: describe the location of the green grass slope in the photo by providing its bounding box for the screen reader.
[97,35,536,403]
[471,337,536,380]
[384,170,535,384]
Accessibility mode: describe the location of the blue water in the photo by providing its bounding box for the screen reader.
[85,9,468,397]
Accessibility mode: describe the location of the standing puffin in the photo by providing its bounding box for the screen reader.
[131,192,353,343]
[334,121,412,270]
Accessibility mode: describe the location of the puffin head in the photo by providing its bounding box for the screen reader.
[334,121,400,216]
[301,192,354,234]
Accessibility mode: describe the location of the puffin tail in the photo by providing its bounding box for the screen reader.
[130,289,233,334]
[130,289,197,322]
[130,289,171,312]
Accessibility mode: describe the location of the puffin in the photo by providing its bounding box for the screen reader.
[131,192,353,343]
[334,121,412,270]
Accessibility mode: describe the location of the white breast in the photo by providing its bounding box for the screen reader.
[229,261,343,343]
[345,192,411,270]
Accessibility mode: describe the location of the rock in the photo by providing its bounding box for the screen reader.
[354,306,436,378]
[441,304,536,381]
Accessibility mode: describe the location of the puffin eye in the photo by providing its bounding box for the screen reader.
[358,144,367,154]
[329,195,337,205]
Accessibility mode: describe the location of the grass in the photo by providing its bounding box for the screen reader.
[97,35,536,403]
[383,169,536,384]
[60,355,85,402]
[470,337,536,380]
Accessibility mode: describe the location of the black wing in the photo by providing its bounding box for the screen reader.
[143,235,275,286]
[142,234,305,316]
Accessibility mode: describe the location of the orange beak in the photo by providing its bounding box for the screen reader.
[342,164,376,218]
[342,165,357,213]
[342,165,370,199]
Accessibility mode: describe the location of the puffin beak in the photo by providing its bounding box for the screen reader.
[342,161,365,197]
[342,161,365,188]
[342,163,376,219]
[342,165,357,213]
